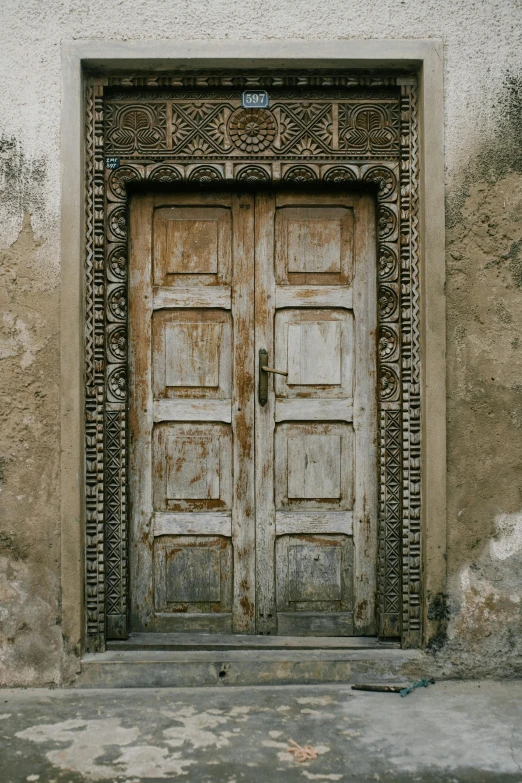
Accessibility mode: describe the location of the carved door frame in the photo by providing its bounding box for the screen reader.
[83,68,422,651]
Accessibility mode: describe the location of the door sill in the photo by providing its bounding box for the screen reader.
[107,632,400,651]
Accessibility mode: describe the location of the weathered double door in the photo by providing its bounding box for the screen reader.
[129,190,377,637]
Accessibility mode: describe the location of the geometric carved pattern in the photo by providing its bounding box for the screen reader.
[104,411,127,639]
[338,104,400,155]
[105,85,402,160]
[85,71,420,650]
[379,410,402,633]
[400,83,421,645]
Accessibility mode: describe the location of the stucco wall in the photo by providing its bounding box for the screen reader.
[1,1,522,684]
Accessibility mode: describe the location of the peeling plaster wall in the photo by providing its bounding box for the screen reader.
[1,1,522,684]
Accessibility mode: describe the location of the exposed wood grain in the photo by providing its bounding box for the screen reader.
[129,193,155,632]
[152,613,233,634]
[153,286,231,310]
[153,512,232,537]
[275,201,354,286]
[130,192,253,634]
[277,612,354,637]
[275,399,354,422]
[287,433,342,498]
[276,286,353,310]
[230,193,256,633]
[288,321,341,385]
[254,191,278,635]
[352,193,378,634]
[274,308,354,399]
[275,511,353,536]
[275,423,353,511]
[153,399,232,423]
[131,189,377,640]
[152,309,232,399]
[153,202,232,288]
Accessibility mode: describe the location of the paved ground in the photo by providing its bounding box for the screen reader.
[0,682,521,782]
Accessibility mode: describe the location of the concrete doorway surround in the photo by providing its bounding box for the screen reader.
[60,40,445,685]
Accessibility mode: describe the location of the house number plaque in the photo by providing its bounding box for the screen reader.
[241,90,269,108]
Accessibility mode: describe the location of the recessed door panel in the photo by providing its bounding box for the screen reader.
[153,206,231,286]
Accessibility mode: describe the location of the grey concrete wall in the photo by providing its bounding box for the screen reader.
[1,1,522,684]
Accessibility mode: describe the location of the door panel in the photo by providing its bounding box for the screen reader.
[130,189,376,637]
[255,192,377,636]
[130,192,255,633]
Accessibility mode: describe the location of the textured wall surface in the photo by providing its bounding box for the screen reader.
[1,0,522,684]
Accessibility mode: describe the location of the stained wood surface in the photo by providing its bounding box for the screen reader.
[254,192,278,635]
[130,190,377,638]
[275,512,353,536]
[275,398,354,422]
[351,194,378,634]
[153,286,232,310]
[129,192,255,633]
[255,192,377,637]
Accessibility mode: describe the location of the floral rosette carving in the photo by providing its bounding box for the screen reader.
[108,166,143,199]
[108,286,127,321]
[237,166,270,183]
[228,108,276,153]
[379,326,398,360]
[283,166,317,183]
[363,166,396,198]
[108,366,127,402]
[107,326,127,362]
[323,166,357,183]
[377,206,396,239]
[108,206,127,240]
[108,246,127,281]
[378,285,398,319]
[380,366,399,401]
[188,166,223,183]
[149,165,182,183]
[378,245,398,281]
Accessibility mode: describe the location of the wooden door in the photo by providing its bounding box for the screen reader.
[129,192,255,633]
[255,192,377,636]
[129,190,377,636]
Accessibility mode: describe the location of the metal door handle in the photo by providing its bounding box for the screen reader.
[259,349,287,406]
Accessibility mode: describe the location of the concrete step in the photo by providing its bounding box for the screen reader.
[76,647,426,688]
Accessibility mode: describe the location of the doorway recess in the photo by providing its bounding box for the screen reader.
[84,70,421,652]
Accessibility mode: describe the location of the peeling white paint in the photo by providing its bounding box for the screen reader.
[163,706,231,750]
[16,718,195,779]
[491,509,522,560]
[0,312,47,369]
[302,774,343,781]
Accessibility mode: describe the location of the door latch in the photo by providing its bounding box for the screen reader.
[258,349,288,406]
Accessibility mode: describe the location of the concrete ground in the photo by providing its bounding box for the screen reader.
[0,682,521,782]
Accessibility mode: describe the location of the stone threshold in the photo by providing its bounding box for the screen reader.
[76,645,425,688]
[107,633,402,652]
